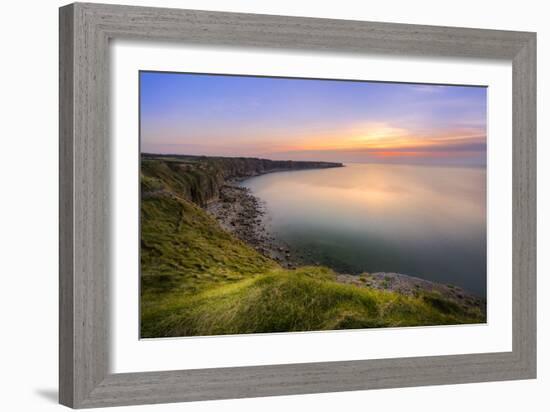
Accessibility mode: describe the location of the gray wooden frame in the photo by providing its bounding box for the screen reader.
[59,2,536,408]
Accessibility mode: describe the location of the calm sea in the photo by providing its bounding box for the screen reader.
[241,163,487,296]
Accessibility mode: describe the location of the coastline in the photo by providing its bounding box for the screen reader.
[207,175,486,313]
[141,154,487,336]
[207,180,300,268]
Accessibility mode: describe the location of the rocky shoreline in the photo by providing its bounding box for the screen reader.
[207,182,300,268]
[337,272,486,315]
[207,179,485,315]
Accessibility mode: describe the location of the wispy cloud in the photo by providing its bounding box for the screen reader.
[140,72,486,166]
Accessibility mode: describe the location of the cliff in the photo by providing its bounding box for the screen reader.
[141,153,343,207]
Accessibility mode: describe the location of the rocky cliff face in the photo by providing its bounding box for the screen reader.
[205,156,343,178]
[140,153,343,207]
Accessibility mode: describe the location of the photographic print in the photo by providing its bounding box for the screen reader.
[139,72,487,338]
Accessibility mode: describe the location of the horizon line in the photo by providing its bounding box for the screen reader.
[140,151,486,169]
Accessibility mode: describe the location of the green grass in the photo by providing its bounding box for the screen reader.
[140,156,486,338]
[142,266,484,338]
[141,192,276,297]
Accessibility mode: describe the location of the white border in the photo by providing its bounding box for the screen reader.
[110,40,512,373]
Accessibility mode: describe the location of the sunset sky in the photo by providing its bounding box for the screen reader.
[140,72,487,166]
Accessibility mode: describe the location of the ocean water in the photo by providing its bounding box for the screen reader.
[241,163,487,296]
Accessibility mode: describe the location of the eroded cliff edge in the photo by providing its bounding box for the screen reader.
[141,153,343,207]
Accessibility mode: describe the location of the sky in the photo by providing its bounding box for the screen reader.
[140,71,487,166]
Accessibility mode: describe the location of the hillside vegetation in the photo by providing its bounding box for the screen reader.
[141,153,343,206]
[141,155,485,338]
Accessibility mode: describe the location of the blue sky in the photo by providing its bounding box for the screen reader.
[140,71,487,166]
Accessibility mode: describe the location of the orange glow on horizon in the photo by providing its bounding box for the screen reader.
[269,122,486,156]
[370,151,427,158]
[279,134,486,154]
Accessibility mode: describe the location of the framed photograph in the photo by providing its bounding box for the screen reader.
[59,2,536,408]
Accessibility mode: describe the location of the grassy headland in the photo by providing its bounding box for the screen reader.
[140,154,485,338]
